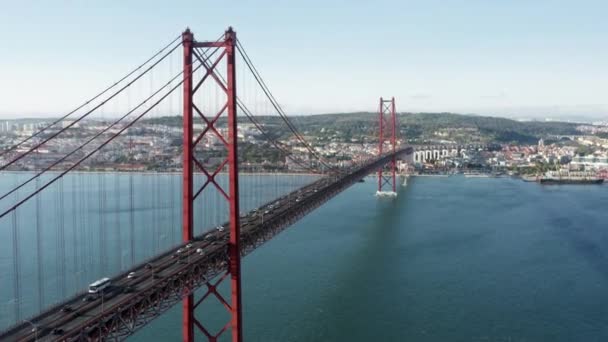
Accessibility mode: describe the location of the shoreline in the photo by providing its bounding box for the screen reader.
[0,170,321,177]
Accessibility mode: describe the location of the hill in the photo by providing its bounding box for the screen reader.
[144,112,583,144]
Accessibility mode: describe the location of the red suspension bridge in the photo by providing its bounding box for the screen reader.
[0,28,411,341]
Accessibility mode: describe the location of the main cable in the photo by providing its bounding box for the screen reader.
[235,40,338,172]
[0,35,181,159]
[0,39,182,171]
[0,46,220,202]
[0,54,210,219]
[193,47,323,174]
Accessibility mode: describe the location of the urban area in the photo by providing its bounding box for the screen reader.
[1,114,608,184]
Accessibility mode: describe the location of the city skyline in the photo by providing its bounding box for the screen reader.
[0,1,606,119]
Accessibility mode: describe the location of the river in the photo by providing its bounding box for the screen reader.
[3,174,608,341]
[132,175,608,341]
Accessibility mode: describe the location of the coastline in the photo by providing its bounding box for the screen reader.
[0,170,321,176]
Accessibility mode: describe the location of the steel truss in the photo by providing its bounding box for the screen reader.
[377,97,398,194]
[50,147,411,342]
[182,27,242,342]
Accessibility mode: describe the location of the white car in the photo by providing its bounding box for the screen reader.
[196,248,203,254]
[216,225,225,232]
[127,272,136,279]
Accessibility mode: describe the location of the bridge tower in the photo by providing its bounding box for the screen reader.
[377,97,398,197]
[182,28,242,342]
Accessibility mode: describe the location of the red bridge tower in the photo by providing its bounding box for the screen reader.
[377,97,398,197]
[182,28,242,342]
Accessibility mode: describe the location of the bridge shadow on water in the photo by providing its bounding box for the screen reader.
[300,178,411,341]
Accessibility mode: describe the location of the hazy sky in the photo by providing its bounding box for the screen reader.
[0,0,606,119]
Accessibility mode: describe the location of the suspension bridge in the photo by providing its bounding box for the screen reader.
[0,27,411,341]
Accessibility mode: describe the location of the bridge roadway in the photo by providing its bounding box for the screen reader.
[1,147,411,342]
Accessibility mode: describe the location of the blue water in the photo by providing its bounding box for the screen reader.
[0,172,318,330]
[3,175,608,341]
[131,175,608,341]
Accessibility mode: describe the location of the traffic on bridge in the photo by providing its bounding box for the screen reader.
[1,147,411,341]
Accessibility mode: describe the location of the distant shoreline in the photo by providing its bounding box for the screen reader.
[0,170,321,177]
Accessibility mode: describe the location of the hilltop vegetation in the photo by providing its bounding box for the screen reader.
[143,112,583,144]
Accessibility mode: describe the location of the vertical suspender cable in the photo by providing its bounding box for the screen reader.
[153,173,158,250]
[99,173,106,275]
[35,177,44,310]
[59,177,66,299]
[144,175,151,257]
[129,172,134,265]
[80,172,87,283]
[11,180,21,322]
[153,173,159,252]
[72,175,78,290]
[115,173,122,270]
[170,173,176,245]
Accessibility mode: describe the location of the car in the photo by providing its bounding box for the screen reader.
[176,248,184,254]
[216,225,225,232]
[264,210,270,214]
[196,248,203,254]
[127,272,137,279]
[145,263,153,269]
[52,328,65,335]
[295,198,300,202]
[185,243,193,249]
[122,285,134,293]
[204,233,216,241]
[61,305,73,313]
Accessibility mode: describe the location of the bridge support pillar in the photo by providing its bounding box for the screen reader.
[182,27,242,342]
[182,28,195,342]
[376,97,398,197]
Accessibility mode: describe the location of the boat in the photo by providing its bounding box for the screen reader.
[464,172,490,178]
[414,173,449,177]
[521,175,539,182]
[539,178,604,185]
[539,170,604,185]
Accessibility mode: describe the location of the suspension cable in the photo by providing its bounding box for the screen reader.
[0,35,181,159]
[0,39,182,171]
[194,47,324,174]
[235,40,338,172]
[0,48,219,202]
[237,101,321,173]
[0,52,210,219]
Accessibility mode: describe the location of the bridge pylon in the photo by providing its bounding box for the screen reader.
[376,97,398,197]
[182,27,242,342]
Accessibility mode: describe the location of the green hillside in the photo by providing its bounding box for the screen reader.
[144,112,583,144]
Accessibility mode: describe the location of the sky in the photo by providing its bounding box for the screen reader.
[0,0,606,120]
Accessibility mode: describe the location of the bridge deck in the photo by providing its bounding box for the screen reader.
[1,148,411,342]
